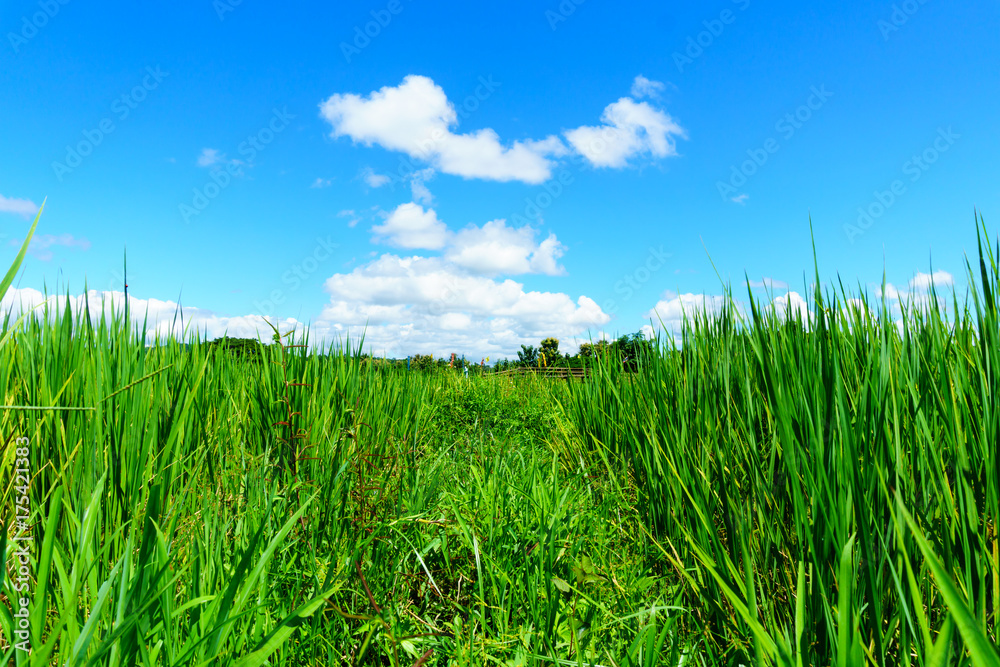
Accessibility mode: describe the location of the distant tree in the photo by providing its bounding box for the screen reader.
[207,336,265,360]
[411,354,435,370]
[612,331,653,372]
[579,340,612,360]
[539,337,559,367]
[517,344,538,366]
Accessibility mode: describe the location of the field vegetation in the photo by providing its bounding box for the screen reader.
[1,211,998,665]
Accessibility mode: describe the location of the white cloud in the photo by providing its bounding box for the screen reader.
[7,234,91,261]
[875,271,954,306]
[876,269,955,311]
[318,254,610,358]
[647,292,727,324]
[875,273,952,319]
[645,291,729,344]
[321,75,686,181]
[842,298,871,322]
[311,177,333,189]
[731,194,749,205]
[197,148,222,167]
[445,219,565,276]
[875,283,905,301]
[909,270,954,291]
[368,205,566,277]
[372,203,449,250]
[0,194,39,219]
[197,148,243,171]
[772,291,811,321]
[337,209,360,227]
[361,167,391,188]
[0,287,304,342]
[564,97,686,168]
[630,75,666,99]
[321,75,566,184]
[409,168,434,205]
[644,289,812,343]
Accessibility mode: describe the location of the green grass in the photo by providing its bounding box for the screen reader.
[1,212,998,665]
[0,304,682,664]
[559,216,1000,666]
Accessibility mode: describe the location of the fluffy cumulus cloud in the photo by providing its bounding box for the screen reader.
[317,254,609,358]
[445,219,565,276]
[644,269,961,345]
[872,270,955,319]
[7,233,91,261]
[320,74,684,183]
[772,291,810,321]
[877,270,955,302]
[646,291,729,338]
[564,97,686,168]
[0,194,39,218]
[324,203,593,356]
[372,203,450,250]
[909,270,954,290]
[370,204,566,276]
[645,288,815,343]
[320,75,566,184]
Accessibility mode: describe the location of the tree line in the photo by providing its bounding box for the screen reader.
[203,331,654,373]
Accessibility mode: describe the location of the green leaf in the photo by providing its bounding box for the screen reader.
[234,585,340,667]
[897,494,1000,667]
[927,614,955,667]
[837,534,857,667]
[0,199,43,302]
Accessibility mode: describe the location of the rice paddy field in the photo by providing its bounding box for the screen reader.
[2,219,999,665]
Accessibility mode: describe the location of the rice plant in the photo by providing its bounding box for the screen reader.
[0,223,685,664]
[560,215,1000,666]
[4,207,997,665]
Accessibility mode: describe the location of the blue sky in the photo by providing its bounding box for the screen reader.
[1,0,998,357]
